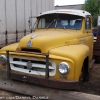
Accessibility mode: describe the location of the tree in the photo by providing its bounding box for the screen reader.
[82,0,100,27]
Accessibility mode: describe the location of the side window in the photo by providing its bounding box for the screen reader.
[85,17,91,30]
[38,18,45,28]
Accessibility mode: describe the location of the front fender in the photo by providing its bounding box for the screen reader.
[49,44,90,80]
[0,43,19,52]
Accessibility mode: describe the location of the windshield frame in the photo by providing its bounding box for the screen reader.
[36,13,83,30]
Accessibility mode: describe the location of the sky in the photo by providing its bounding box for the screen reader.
[55,0,85,6]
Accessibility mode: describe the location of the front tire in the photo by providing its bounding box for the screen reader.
[77,70,83,91]
[77,64,89,91]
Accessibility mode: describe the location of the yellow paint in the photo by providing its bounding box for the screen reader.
[0,14,93,82]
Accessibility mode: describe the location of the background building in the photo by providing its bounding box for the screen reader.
[0,0,54,47]
[55,4,82,10]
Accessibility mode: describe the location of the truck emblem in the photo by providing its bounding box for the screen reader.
[26,61,32,70]
[30,35,38,39]
[27,41,32,47]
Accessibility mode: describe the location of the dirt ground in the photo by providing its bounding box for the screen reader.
[81,63,100,95]
[0,63,100,98]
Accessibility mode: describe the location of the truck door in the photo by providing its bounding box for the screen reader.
[85,16,93,60]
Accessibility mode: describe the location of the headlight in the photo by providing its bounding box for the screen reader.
[58,62,70,74]
[0,55,7,65]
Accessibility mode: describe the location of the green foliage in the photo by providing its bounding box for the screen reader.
[92,18,97,27]
[82,0,99,15]
[82,0,100,27]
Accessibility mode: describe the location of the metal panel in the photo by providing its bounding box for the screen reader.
[35,0,42,29]
[50,0,54,10]
[16,0,25,32]
[0,0,6,33]
[32,0,37,16]
[0,0,54,33]
[46,0,50,11]
[0,0,54,47]
[36,0,42,15]
[42,0,46,12]
[25,0,31,31]
[31,0,37,27]
[0,0,6,47]
[6,0,16,33]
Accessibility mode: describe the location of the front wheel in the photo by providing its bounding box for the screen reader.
[77,65,89,91]
[77,70,84,91]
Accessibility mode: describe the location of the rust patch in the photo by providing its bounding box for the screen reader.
[10,71,79,90]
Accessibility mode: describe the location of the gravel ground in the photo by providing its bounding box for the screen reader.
[0,63,100,98]
[81,63,100,95]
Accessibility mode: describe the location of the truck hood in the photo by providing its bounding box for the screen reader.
[16,29,80,53]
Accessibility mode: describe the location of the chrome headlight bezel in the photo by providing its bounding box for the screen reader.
[0,55,7,65]
[58,62,70,74]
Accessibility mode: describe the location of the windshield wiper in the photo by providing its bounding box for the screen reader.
[46,19,56,29]
[55,18,66,29]
[46,18,66,29]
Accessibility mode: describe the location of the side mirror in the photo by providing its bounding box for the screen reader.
[28,17,32,31]
[28,17,37,32]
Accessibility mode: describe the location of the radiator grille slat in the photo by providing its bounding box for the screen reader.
[10,61,55,69]
[10,56,56,76]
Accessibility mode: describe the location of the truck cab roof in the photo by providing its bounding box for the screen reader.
[38,9,91,18]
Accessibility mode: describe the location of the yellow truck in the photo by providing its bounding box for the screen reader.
[0,9,94,91]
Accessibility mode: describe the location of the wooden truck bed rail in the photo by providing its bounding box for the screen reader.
[93,36,100,56]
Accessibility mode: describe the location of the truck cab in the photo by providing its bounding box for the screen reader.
[0,9,94,90]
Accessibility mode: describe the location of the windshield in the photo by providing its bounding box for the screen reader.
[37,14,82,30]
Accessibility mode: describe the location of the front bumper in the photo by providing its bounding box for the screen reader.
[0,69,79,90]
[1,50,79,90]
[10,71,79,90]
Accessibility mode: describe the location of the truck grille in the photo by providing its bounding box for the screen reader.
[21,48,41,53]
[9,56,56,76]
